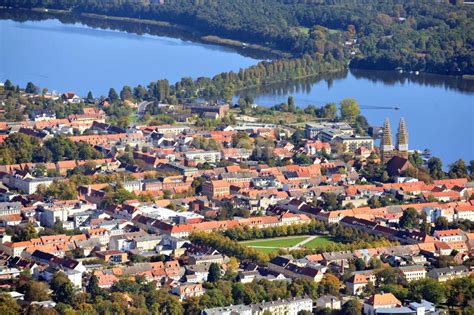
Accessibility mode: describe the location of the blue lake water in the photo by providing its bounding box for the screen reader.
[239,70,473,165]
[0,18,260,96]
[1,17,473,165]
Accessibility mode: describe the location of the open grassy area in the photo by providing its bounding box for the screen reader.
[240,236,308,248]
[240,235,338,253]
[302,236,336,249]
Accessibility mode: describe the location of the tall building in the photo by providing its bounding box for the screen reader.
[380,118,394,162]
[380,117,409,162]
[396,118,409,159]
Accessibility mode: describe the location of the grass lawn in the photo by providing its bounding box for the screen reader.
[240,235,339,254]
[303,236,336,249]
[240,236,308,248]
[251,247,280,254]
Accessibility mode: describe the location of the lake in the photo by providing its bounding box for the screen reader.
[237,70,473,166]
[1,14,473,165]
[0,18,261,96]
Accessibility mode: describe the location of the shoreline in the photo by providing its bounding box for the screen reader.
[2,7,471,78]
[14,7,290,59]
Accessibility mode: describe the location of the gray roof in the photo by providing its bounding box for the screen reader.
[204,304,252,315]
[317,295,340,303]
[203,297,312,315]
[322,251,355,261]
[0,202,22,210]
[429,265,468,276]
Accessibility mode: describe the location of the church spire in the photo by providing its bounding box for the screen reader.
[397,117,409,158]
[381,118,393,162]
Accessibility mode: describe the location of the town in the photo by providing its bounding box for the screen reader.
[0,80,472,315]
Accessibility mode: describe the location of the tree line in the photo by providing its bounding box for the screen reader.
[132,53,346,104]
[0,133,102,165]
[0,271,362,315]
[1,79,86,122]
[4,0,472,75]
[190,220,396,264]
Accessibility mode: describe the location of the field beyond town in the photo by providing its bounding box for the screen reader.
[239,235,336,253]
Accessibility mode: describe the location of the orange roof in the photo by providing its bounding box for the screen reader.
[240,216,279,225]
[226,165,241,173]
[88,228,109,235]
[417,242,436,252]
[95,272,119,286]
[25,244,64,254]
[327,209,354,218]
[435,229,463,236]
[209,180,230,188]
[40,234,68,243]
[352,274,369,284]
[434,178,468,188]
[56,160,78,169]
[69,234,87,242]
[68,133,127,145]
[367,293,402,306]
[447,241,468,250]
[3,241,33,248]
[456,204,474,212]
[435,241,451,250]
[305,254,323,262]
[0,214,22,222]
[208,131,234,142]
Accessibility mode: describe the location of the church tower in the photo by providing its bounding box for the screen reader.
[396,118,409,159]
[380,118,394,162]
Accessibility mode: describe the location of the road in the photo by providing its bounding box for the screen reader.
[137,101,153,116]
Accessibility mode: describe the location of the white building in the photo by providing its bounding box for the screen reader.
[40,201,96,228]
[423,206,454,223]
[184,150,221,164]
[203,297,313,315]
[363,293,402,315]
[156,125,190,135]
[433,229,463,243]
[2,173,56,194]
[0,202,22,216]
[398,265,426,282]
[455,206,474,221]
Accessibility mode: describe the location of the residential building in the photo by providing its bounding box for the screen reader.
[398,265,426,282]
[202,180,231,199]
[171,283,205,300]
[2,172,56,194]
[305,122,353,140]
[334,135,374,152]
[363,293,402,315]
[427,266,470,282]
[62,92,81,104]
[203,297,313,315]
[316,295,341,310]
[433,229,463,243]
[95,250,128,264]
[346,272,376,295]
[184,150,221,165]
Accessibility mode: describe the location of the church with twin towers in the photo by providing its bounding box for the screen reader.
[380,117,409,163]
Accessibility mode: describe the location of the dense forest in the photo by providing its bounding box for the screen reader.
[1,0,473,75]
